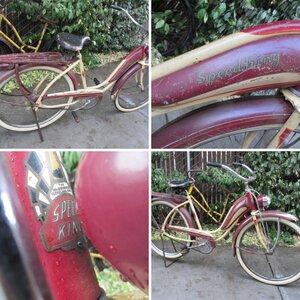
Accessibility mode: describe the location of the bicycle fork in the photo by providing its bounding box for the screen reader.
[252,212,281,254]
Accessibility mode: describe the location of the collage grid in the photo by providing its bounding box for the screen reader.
[0,1,300,300]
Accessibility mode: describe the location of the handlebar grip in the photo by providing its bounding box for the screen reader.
[207,162,222,168]
[109,4,123,11]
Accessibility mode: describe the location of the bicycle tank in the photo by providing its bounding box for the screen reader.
[75,152,149,294]
[152,20,300,113]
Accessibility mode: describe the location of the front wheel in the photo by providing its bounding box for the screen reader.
[112,63,149,112]
[236,217,300,285]
[151,199,192,260]
[0,65,75,132]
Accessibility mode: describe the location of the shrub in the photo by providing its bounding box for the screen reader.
[9,0,148,52]
[153,0,300,57]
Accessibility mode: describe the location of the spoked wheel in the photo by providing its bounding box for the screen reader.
[0,66,75,131]
[152,0,195,56]
[151,199,192,260]
[236,217,300,285]
[114,63,148,112]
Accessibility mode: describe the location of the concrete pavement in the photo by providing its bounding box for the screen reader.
[152,245,300,300]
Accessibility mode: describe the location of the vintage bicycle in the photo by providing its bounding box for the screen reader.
[152,162,300,286]
[0,5,148,141]
[0,0,55,54]
[152,20,300,149]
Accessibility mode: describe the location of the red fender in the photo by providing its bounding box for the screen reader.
[109,46,147,83]
[232,210,299,256]
[151,198,196,230]
[152,96,294,148]
[0,52,79,89]
[152,191,186,204]
[111,62,142,99]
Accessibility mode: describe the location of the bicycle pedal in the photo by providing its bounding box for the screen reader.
[94,78,100,85]
[71,111,80,123]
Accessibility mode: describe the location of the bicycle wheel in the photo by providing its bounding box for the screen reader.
[152,96,300,149]
[151,199,192,260]
[113,63,148,112]
[236,217,300,285]
[152,0,195,56]
[0,66,75,131]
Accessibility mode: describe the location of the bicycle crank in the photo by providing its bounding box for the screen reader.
[71,98,99,123]
[188,239,215,254]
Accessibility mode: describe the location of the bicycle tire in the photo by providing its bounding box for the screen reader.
[0,65,75,131]
[152,0,195,56]
[152,96,300,149]
[151,199,193,260]
[113,63,148,112]
[236,217,300,285]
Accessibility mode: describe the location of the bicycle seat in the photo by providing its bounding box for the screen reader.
[168,178,194,189]
[56,32,91,51]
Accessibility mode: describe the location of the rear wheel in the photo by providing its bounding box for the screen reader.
[236,217,300,285]
[0,66,75,131]
[151,199,192,260]
[114,63,148,112]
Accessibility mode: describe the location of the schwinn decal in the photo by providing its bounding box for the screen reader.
[25,152,84,252]
[196,53,281,86]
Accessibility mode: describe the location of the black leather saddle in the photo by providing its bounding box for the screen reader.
[168,178,194,189]
[56,32,91,51]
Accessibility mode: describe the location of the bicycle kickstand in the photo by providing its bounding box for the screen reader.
[161,236,188,268]
[31,107,44,142]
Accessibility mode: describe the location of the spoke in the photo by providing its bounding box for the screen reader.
[242,131,258,148]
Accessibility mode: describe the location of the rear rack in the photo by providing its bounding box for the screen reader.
[0,52,67,65]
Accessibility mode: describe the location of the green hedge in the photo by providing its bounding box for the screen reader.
[9,0,148,52]
[153,0,300,57]
[243,152,300,218]
[193,0,300,46]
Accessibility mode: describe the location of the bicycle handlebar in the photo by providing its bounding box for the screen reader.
[207,162,256,183]
[109,4,148,33]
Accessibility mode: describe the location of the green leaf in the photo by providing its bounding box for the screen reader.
[155,19,165,29]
